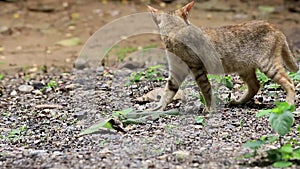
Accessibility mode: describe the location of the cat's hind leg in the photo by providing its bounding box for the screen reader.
[230,68,260,105]
[260,59,295,105]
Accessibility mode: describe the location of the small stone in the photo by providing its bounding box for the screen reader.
[172,150,191,162]
[10,90,17,96]
[29,150,47,156]
[65,84,76,90]
[18,85,34,93]
[110,10,120,16]
[0,26,12,35]
[73,111,87,120]
[74,58,89,70]
[53,151,63,156]
[32,90,43,95]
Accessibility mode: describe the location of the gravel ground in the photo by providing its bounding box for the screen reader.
[0,66,299,169]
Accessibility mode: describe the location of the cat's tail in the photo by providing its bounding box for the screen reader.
[281,36,299,73]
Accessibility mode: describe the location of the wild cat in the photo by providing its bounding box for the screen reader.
[147,1,299,111]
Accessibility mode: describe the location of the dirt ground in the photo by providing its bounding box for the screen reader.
[0,0,300,74]
[1,1,300,168]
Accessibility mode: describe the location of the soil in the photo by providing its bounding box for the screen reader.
[0,0,300,168]
[1,0,300,73]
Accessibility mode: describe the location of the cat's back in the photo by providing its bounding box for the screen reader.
[202,20,277,44]
[201,20,282,73]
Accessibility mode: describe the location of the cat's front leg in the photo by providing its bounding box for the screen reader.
[153,77,179,110]
[153,51,189,110]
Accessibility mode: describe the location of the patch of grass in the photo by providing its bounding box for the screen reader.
[142,44,157,51]
[7,125,28,142]
[126,65,164,88]
[116,47,137,62]
[165,125,177,132]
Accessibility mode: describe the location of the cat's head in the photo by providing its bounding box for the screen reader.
[147,1,195,26]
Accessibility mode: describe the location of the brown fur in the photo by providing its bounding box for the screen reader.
[148,1,299,111]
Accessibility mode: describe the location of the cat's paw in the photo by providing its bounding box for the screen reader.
[229,100,241,105]
[203,106,217,113]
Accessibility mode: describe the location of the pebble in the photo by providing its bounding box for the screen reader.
[32,89,43,95]
[74,58,89,70]
[10,90,17,96]
[18,84,34,93]
[172,150,191,162]
[73,111,87,120]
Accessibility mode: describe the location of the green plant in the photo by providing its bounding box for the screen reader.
[126,65,164,87]
[47,80,57,89]
[41,80,58,92]
[207,75,234,90]
[194,115,205,125]
[142,44,157,51]
[288,69,300,81]
[243,102,299,168]
[199,94,206,106]
[165,125,177,132]
[265,83,280,90]
[40,65,47,73]
[256,69,269,85]
[0,74,3,80]
[116,47,137,62]
[99,140,107,147]
[7,125,28,141]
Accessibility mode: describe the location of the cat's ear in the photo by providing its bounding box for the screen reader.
[181,1,195,18]
[147,5,159,13]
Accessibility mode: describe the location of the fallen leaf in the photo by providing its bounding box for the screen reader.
[55,37,81,47]
[71,13,80,20]
[258,6,275,13]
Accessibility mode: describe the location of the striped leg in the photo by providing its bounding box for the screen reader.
[192,68,215,112]
[154,52,189,110]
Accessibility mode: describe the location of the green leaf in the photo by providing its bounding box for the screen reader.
[256,109,272,117]
[243,140,265,150]
[297,125,300,132]
[222,76,234,90]
[194,115,205,125]
[243,152,253,158]
[256,69,269,85]
[143,44,157,51]
[0,74,3,80]
[269,110,294,136]
[258,5,275,13]
[267,149,282,162]
[79,118,114,136]
[199,94,206,105]
[279,144,293,153]
[292,149,300,160]
[266,135,279,143]
[55,37,81,47]
[112,108,134,119]
[272,161,292,168]
[289,69,300,81]
[272,102,295,114]
[265,83,280,90]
